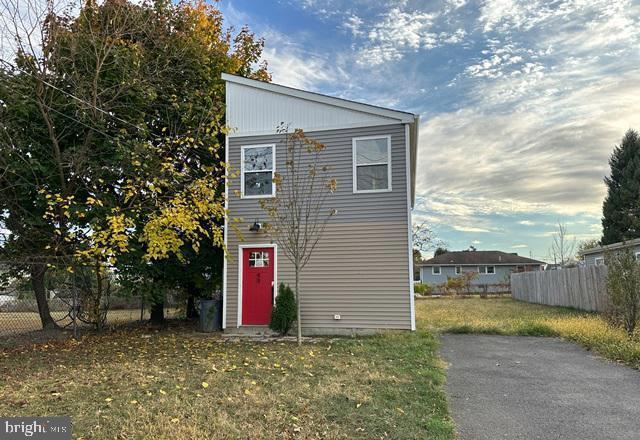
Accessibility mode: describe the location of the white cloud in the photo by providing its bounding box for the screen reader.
[471,239,482,244]
[452,225,492,233]
[511,244,529,248]
[354,7,467,65]
[440,29,466,44]
[343,14,364,37]
[479,0,640,50]
[262,46,339,90]
[417,64,639,219]
[445,0,468,10]
[355,8,437,65]
[519,220,536,226]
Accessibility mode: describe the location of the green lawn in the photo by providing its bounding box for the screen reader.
[8,296,634,439]
[417,297,640,368]
[0,326,454,439]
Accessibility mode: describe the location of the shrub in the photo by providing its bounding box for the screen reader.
[444,277,465,296]
[606,249,640,336]
[269,283,297,335]
[414,283,432,296]
[460,271,478,294]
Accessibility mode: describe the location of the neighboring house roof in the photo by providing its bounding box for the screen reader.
[420,250,545,266]
[221,73,420,206]
[580,238,640,256]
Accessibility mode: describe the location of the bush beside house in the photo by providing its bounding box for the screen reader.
[269,284,297,335]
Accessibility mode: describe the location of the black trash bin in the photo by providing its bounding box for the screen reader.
[199,298,222,332]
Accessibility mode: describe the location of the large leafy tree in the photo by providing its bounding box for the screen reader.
[0,0,269,328]
[602,130,640,245]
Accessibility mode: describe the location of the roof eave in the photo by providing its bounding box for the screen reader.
[580,237,640,255]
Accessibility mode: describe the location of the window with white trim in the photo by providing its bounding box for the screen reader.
[455,266,461,275]
[483,266,496,274]
[432,266,441,275]
[353,136,391,192]
[594,257,605,266]
[242,145,275,198]
[248,251,270,267]
[635,252,640,262]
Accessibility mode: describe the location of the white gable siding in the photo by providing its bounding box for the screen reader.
[226,81,403,137]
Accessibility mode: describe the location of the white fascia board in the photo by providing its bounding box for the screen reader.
[409,115,419,208]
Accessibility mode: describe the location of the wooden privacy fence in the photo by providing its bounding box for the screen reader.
[511,266,609,312]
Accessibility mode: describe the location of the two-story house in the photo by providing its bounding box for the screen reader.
[221,73,419,335]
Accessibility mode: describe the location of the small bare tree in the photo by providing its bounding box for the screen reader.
[412,221,445,280]
[549,221,576,267]
[260,127,337,344]
[412,221,445,256]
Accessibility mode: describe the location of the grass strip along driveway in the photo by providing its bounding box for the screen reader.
[417,297,640,369]
[0,327,454,439]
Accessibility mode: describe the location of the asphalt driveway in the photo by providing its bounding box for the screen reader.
[440,334,640,440]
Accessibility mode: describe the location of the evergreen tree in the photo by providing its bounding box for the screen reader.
[269,284,297,336]
[602,130,640,245]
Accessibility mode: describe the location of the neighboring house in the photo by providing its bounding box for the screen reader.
[580,238,640,266]
[221,73,419,334]
[543,263,563,271]
[418,251,545,286]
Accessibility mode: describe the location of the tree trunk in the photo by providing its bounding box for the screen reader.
[186,283,199,320]
[30,264,59,330]
[295,267,301,345]
[150,301,165,325]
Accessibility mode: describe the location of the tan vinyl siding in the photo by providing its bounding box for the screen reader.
[225,124,411,331]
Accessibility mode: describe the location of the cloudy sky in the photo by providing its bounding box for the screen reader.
[219,0,640,260]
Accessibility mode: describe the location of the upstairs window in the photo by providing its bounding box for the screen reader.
[353,136,391,192]
[242,144,275,198]
[432,266,441,275]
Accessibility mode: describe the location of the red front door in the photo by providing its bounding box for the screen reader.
[242,247,275,325]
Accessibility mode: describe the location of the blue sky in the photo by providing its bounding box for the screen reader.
[218,0,640,261]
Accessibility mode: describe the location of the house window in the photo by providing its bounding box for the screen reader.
[635,252,640,262]
[242,144,275,198]
[248,251,270,267]
[483,266,495,275]
[594,257,604,266]
[353,136,391,192]
[432,266,441,275]
[455,266,461,275]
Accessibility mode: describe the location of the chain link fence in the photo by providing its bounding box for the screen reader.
[0,261,182,348]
